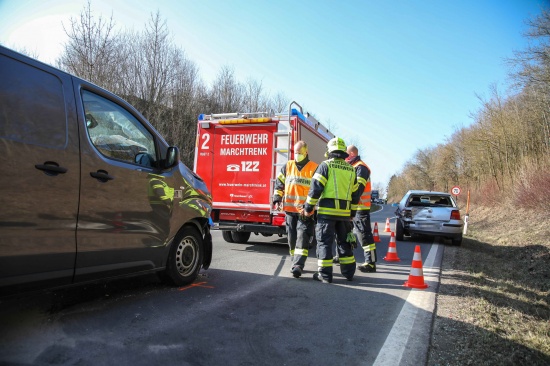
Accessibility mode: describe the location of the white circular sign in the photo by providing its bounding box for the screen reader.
[451,186,461,195]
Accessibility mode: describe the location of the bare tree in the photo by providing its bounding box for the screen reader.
[510,9,550,91]
[166,48,203,165]
[209,66,245,112]
[267,92,291,114]
[58,0,119,87]
[242,78,266,112]
[10,46,40,60]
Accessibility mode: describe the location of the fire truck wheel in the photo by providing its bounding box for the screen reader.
[222,230,235,243]
[161,226,203,286]
[231,231,251,244]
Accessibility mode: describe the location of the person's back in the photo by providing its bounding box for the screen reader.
[304,137,360,283]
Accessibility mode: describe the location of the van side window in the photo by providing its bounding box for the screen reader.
[0,54,66,148]
[82,91,156,167]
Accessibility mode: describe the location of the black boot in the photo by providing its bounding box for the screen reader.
[313,272,332,283]
[291,266,302,278]
[358,263,376,273]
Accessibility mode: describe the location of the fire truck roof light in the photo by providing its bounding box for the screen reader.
[292,109,310,125]
[218,117,273,125]
[198,114,205,121]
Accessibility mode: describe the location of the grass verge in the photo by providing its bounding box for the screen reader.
[428,205,550,365]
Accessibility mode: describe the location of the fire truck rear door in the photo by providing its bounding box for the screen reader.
[200,123,277,210]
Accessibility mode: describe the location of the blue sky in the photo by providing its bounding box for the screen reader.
[1,0,547,191]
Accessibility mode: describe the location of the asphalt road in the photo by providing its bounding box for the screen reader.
[0,205,445,366]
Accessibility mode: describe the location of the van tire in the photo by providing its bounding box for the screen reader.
[231,231,251,244]
[162,226,203,286]
[222,230,234,243]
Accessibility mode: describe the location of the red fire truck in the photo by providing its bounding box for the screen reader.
[193,102,334,243]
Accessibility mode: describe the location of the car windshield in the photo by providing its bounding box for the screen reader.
[407,195,452,207]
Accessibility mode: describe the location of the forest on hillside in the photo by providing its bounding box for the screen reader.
[23,2,549,212]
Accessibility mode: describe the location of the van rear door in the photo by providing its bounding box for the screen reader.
[0,50,79,292]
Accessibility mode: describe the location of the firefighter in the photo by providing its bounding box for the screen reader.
[303,137,360,283]
[346,145,377,273]
[272,140,318,278]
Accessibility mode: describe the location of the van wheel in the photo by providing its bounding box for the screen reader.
[231,231,251,244]
[163,226,203,286]
[395,219,404,241]
[222,230,234,243]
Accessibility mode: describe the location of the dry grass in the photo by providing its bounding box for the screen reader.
[428,204,550,365]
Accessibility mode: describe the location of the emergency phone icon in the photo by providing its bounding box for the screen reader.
[227,164,240,172]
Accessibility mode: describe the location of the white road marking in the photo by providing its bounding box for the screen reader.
[372,244,439,366]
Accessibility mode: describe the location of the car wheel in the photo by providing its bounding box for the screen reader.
[395,219,404,241]
[231,231,251,244]
[222,230,235,243]
[163,226,203,286]
[452,235,463,246]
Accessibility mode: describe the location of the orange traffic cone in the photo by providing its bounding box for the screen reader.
[383,232,401,261]
[384,218,391,232]
[372,222,381,243]
[403,245,429,289]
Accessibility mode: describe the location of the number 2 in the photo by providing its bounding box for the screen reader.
[201,133,210,150]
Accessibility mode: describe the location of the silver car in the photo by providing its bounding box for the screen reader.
[393,190,464,245]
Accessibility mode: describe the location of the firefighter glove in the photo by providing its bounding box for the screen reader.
[272,195,282,204]
[299,209,313,221]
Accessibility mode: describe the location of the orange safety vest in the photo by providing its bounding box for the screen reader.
[283,160,318,213]
[352,160,371,211]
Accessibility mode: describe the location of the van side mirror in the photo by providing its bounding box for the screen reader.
[164,146,180,169]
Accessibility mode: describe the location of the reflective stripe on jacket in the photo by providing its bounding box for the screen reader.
[306,158,358,218]
[352,160,371,211]
[280,160,318,213]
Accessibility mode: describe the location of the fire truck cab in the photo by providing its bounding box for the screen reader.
[194,102,333,243]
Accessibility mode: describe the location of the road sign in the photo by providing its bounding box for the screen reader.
[451,186,461,195]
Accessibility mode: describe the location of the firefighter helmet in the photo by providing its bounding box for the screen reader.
[326,137,347,153]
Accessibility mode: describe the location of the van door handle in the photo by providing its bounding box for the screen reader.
[35,162,68,175]
[90,170,114,182]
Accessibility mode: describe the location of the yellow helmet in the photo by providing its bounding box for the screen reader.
[326,137,347,153]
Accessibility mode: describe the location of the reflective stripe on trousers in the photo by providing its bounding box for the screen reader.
[292,217,315,269]
[315,217,356,281]
[353,213,377,263]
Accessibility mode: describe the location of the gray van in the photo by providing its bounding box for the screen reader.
[0,45,213,295]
